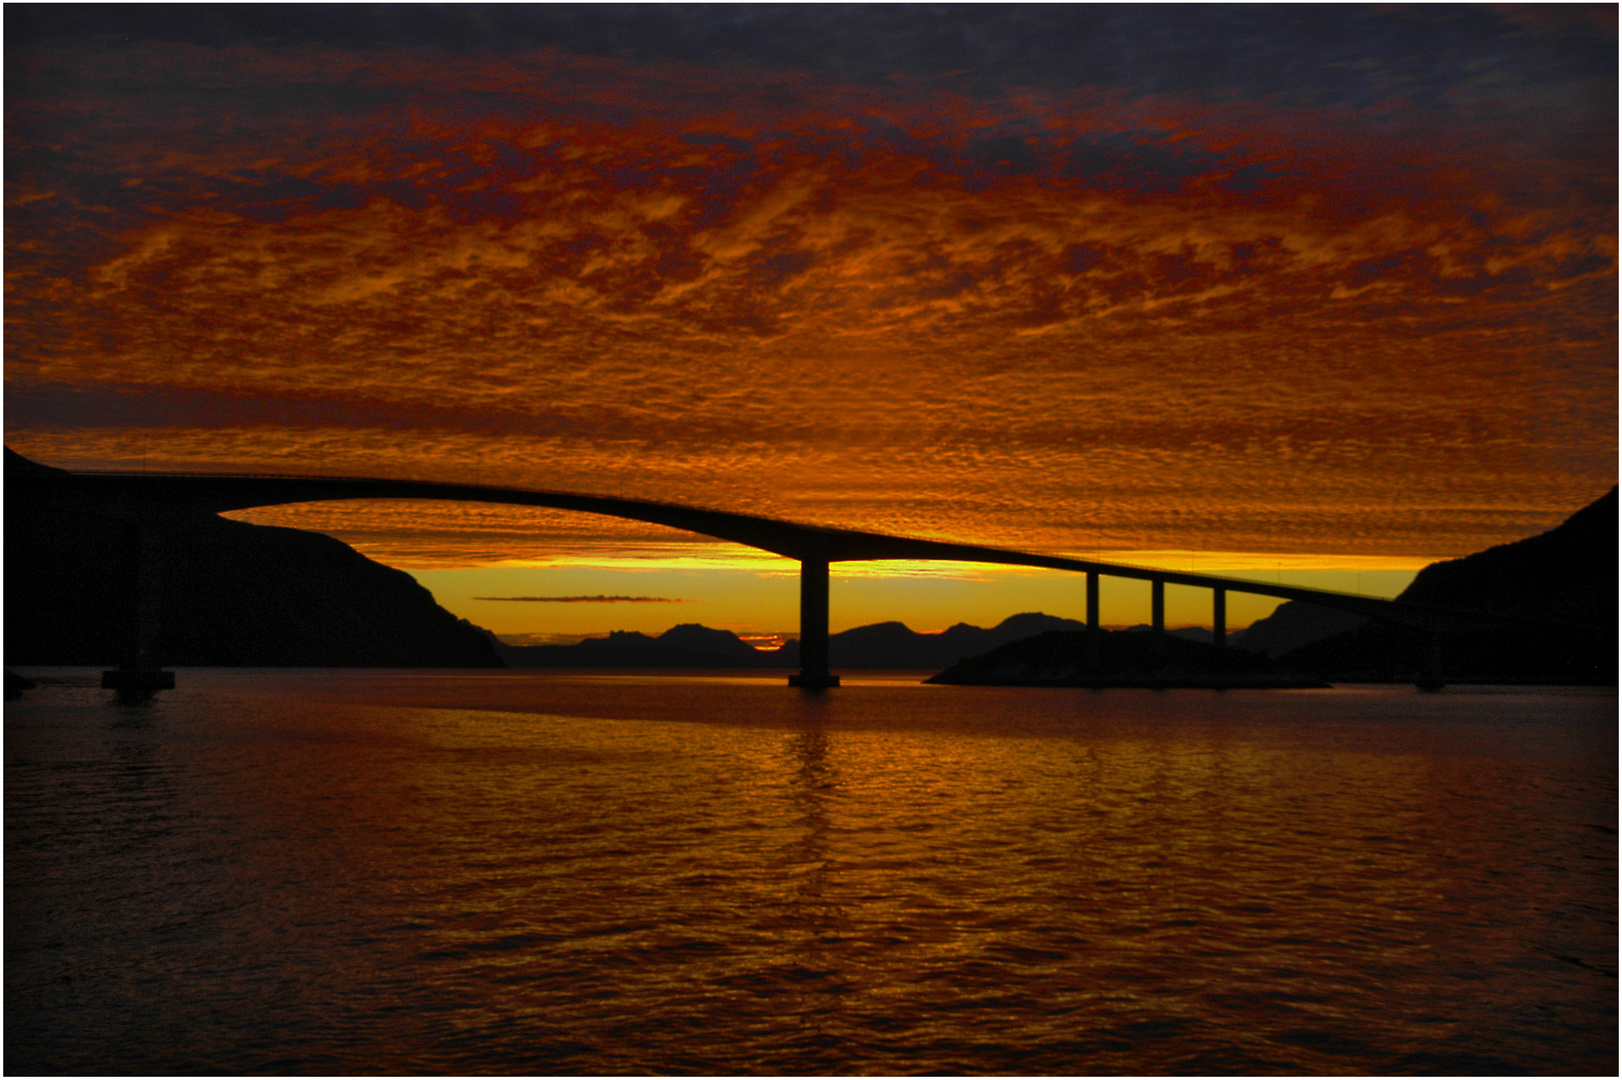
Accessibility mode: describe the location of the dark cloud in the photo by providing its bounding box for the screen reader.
[8,3,1613,111]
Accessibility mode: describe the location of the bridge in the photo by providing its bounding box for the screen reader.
[6,451,1551,690]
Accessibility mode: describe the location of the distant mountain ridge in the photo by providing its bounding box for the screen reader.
[491,612,1091,669]
[489,624,766,669]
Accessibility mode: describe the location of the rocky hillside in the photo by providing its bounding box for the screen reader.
[1398,487,1616,624]
[1279,488,1617,684]
[6,463,502,667]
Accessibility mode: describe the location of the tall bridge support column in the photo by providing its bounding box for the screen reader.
[102,518,175,693]
[788,557,839,689]
[1212,587,1227,671]
[1150,579,1166,662]
[1085,572,1101,676]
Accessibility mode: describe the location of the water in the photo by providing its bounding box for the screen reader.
[6,669,1616,1075]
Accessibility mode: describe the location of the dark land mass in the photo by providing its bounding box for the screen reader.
[927,629,1328,688]
[811,613,1089,669]
[6,452,502,668]
[491,623,772,669]
[1232,601,1370,658]
[1276,487,1617,685]
[933,487,1618,688]
[6,670,37,698]
[492,612,1094,670]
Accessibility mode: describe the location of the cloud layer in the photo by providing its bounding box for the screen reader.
[6,8,1615,565]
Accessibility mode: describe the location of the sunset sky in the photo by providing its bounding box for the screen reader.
[6,5,1616,642]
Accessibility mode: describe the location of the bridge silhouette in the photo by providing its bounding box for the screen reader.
[8,452,1547,690]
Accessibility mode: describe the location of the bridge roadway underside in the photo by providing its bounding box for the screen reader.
[6,466,1542,689]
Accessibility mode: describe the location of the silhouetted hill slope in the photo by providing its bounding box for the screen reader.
[927,629,1325,688]
[1123,624,1244,646]
[818,612,1087,669]
[5,446,68,477]
[6,497,503,668]
[495,612,1089,669]
[1398,487,1617,623]
[1280,488,1618,684]
[1233,602,1370,658]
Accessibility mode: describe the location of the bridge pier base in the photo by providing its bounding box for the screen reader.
[1212,587,1226,675]
[102,668,176,691]
[789,557,839,689]
[102,518,174,694]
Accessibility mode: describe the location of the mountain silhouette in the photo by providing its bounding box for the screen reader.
[492,623,766,668]
[493,612,1090,669]
[926,488,1616,687]
[1397,487,1616,622]
[1230,600,1370,658]
[1245,487,1617,662]
[1277,487,1617,684]
[6,451,502,667]
[817,612,1088,669]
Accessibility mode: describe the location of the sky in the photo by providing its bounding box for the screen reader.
[6,4,1616,642]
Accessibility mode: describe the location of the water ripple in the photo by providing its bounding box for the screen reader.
[6,672,1615,1074]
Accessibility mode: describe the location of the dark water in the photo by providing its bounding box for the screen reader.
[6,669,1616,1075]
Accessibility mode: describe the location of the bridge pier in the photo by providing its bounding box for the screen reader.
[1212,587,1226,669]
[1151,579,1166,661]
[102,518,174,693]
[1085,571,1101,676]
[788,557,839,689]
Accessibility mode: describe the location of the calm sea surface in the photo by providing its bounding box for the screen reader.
[6,669,1616,1075]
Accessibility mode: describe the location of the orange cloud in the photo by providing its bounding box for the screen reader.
[6,35,1614,570]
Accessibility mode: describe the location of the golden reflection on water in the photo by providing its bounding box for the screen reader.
[4,673,1615,1074]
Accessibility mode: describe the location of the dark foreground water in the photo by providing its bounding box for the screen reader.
[6,669,1616,1075]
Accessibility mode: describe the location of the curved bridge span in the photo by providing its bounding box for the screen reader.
[8,459,1519,688]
